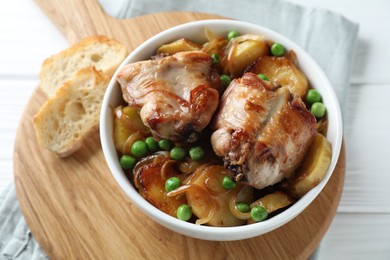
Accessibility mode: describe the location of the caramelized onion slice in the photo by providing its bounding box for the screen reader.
[228,185,253,220]
[170,164,251,226]
[250,191,294,214]
[204,27,216,42]
[133,152,187,217]
[122,132,143,155]
[178,159,202,174]
[222,34,268,78]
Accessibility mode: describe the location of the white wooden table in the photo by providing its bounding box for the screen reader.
[1,0,389,258]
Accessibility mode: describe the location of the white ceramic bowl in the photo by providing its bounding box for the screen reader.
[100,19,343,241]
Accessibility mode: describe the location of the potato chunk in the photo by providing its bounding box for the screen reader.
[245,191,294,224]
[113,106,149,153]
[113,115,133,152]
[248,54,308,97]
[283,133,332,198]
[221,34,268,78]
[134,153,187,217]
[168,164,252,226]
[250,191,294,213]
[187,165,246,226]
[157,38,202,55]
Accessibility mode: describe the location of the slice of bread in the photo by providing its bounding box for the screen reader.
[39,35,127,97]
[33,67,110,158]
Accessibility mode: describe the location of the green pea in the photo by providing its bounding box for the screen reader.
[177,204,192,221]
[257,73,269,81]
[189,146,204,161]
[211,53,219,64]
[145,137,159,152]
[220,74,232,86]
[311,102,326,118]
[131,140,148,157]
[236,202,250,213]
[158,139,172,151]
[222,176,236,189]
[271,43,285,57]
[119,155,136,169]
[227,30,239,40]
[306,89,322,105]
[170,147,186,161]
[251,206,268,222]
[165,177,181,192]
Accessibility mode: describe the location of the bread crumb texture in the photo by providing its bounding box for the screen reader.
[33,68,110,157]
[39,35,127,97]
[33,35,127,157]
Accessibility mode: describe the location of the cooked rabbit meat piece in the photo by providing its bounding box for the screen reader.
[117,51,220,142]
[211,73,316,189]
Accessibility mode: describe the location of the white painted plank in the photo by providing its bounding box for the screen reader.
[0,79,37,193]
[320,213,390,259]
[100,0,390,85]
[0,0,67,77]
[287,0,390,84]
[338,83,390,213]
[0,0,66,194]
[0,0,389,211]
[1,1,390,259]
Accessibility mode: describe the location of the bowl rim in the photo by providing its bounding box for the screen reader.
[100,19,343,241]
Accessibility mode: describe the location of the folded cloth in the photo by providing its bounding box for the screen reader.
[0,184,48,260]
[0,0,358,259]
[110,0,359,115]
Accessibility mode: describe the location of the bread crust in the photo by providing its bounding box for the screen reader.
[33,67,110,158]
[33,35,127,157]
[39,35,127,97]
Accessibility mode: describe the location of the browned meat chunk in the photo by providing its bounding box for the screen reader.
[117,51,220,142]
[211,73,316,189]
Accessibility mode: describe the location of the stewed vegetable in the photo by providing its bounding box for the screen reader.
[119,155,136,169]
[189,146,204,161]
[270,43,285,57]
[222,176,236,190]
[257,73,269,81]
[131,140,148,157]
[250,206,268,222]
[145,137,159,152]
[227,30,239,40]
[170,147,186,161]
[177,204,192,221]
[211,53,220,64]
[220,74,231,86]
[113,27,332,227]
[311,102,326,118]
[236,202,250,213]
[158,139,172,151]
[165,177,181,192]
[306,89,322,104]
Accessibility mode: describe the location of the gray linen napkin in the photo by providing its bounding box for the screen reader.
[0,0,358,259]
[107,0,359,115]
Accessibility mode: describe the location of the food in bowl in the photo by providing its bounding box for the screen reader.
[110,27,332,227]
[116,50,220,143]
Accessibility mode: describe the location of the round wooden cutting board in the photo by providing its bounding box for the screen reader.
[14,0,346,259]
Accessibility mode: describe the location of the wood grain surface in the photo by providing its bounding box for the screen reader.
[14,0,346,259]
